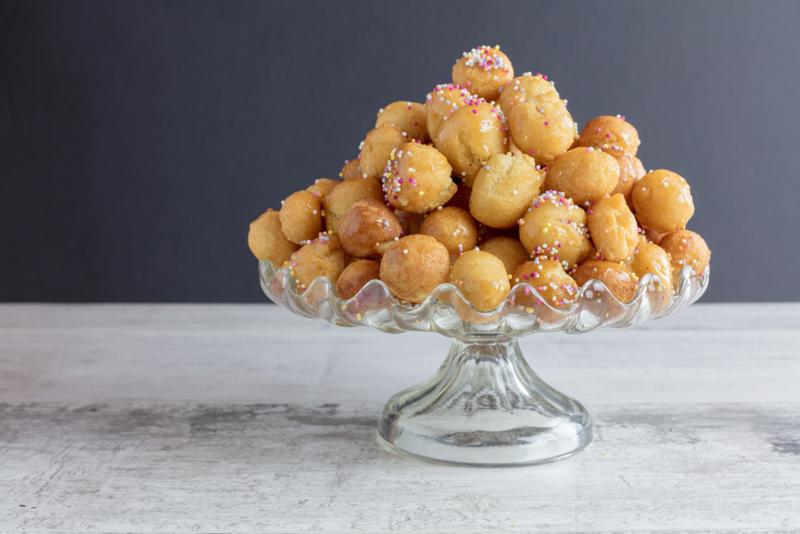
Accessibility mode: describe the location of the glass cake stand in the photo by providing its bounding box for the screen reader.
[259,260,709,466]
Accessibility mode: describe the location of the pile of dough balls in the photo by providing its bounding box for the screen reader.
[248,45,710,311]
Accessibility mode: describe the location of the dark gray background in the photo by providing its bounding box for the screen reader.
[1,0,798,302]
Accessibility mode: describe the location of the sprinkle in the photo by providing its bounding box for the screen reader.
[461,45,510,71]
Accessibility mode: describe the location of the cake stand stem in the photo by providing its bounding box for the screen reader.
[377,335,593,466]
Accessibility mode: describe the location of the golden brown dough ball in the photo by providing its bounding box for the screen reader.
[289,235,346,292]
[419,206,478,261]
[307,178,340,200]
[322,178,383,235]
[576,115,641,157]
[612,153,646,203]
[544,147,620,205]
[498,73,560,118]
[338,200,402,258]
[631,169,695,232]
[382,142,456,213]
[451,45,514,101]
[358,124,408,180]
[379,235,450,303]
[479,236,529,274]
[279,190,323,244]
[572,260,638,303]
[659,229,711,282]
[469,152,543,228]
[512,257,578,309]
[424,83,471,142]
[339,158,363,181]
[450,249,511,311]
[628,237,672,291]
[435,99,508,185]
[519,190,592,268]
[247,208,299,265]
[335,259,380,299]
[587,193,639,261]
[509,97,576,163]
[375,101,429,143]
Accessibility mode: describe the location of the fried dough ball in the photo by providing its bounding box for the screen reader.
[512,257,578,309]
[424,83,471,142]
[612,153,646,203]
[587,194,639,261]
[375,101,429,143]
[290,235,346,291]
[469,152,543,228]
[451,45,514,101]
[479,236,529,274]
[335,259,380,299]
[339,158,363,181]
[358,124,408,180]
[572,259,638,303]
[628,237,672,291]
[279,190,323,244]
[419,206,478,261]
[498,73,560,118]
[379,235,450,303]
[322,178,383,235]
[382,142,456,213]
[631,170,695,233]
[576,115,641,157]
[544,147,620,205]
[509,97,576,163]
[247,208,299,265]
[338,200,402,258]
[450,249,510,311]
[660,229,711,282]
[307,178,340,200]
[445,182,472,210]
[435,99,508,185]
[519,190,592,268]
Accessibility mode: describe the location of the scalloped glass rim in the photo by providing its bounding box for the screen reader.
[259,260,709,337]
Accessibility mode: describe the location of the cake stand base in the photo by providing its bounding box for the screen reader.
[377,336,592,466]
